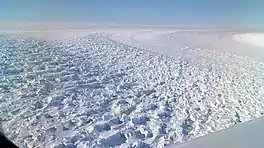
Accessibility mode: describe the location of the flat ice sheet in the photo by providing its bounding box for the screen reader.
[233,33,264,47]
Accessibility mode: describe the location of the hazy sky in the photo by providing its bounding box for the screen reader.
[1,0,264,26]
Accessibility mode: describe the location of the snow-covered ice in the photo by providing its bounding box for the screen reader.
[233,33,264,47]
[1,30,264,148]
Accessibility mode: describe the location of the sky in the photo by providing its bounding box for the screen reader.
[1,0,264,27]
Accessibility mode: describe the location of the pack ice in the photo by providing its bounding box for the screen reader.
[1,33,264,148]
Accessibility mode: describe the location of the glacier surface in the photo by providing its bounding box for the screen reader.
[1,32,264,148]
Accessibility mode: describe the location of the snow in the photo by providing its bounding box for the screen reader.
[233,33,264,47]
[1,30,264,148]
[98,130,127,147]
